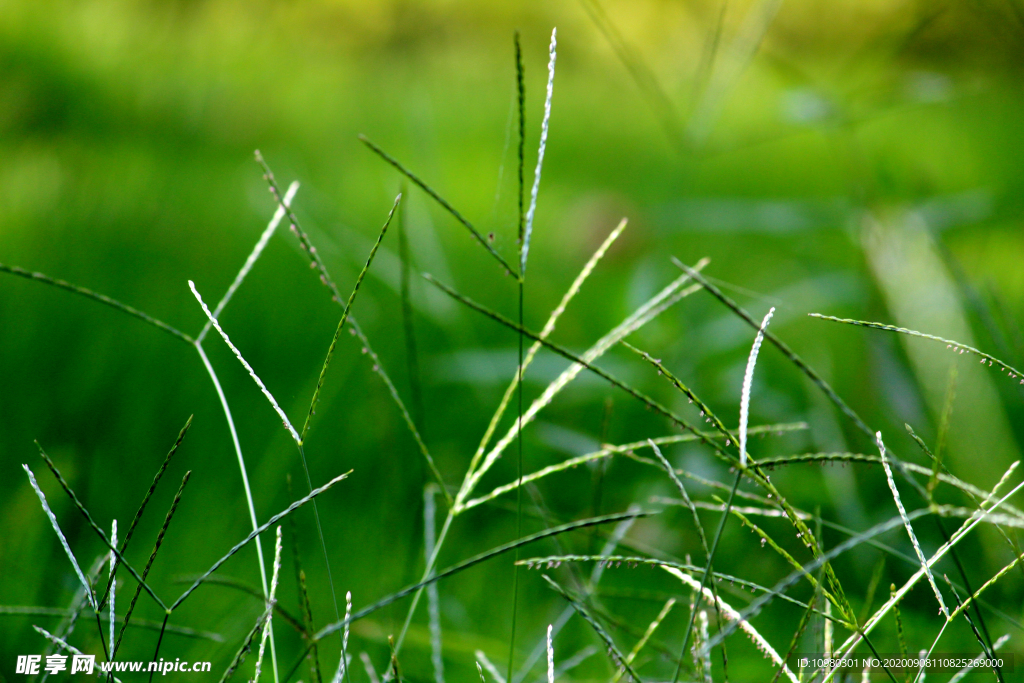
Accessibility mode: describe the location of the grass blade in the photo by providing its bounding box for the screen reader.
[114,471,192,657]
[190,280,301,443]
[22,465,97,610]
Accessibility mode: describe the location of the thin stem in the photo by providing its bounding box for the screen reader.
[0,263,193,343]
[358,136,520,279]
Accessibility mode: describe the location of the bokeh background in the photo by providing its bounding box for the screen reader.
[2,0,1023,680]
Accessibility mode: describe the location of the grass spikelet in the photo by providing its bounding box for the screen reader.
[948,634,1010,683]
[360,653,381,683]
[876,431,949,617]
[252,526,284,683]
[219,610,269,683]
[463,217,629,496]
[301,194,399,443]
[100,416,191,608]
[108,520,116,651]
[808,313,1024,383]
[509,31,527,683]
[115,471,191,656]
[521,27,557,276]
[942,575,1003,682]
[424,486,445,683]
[546,624,554,683]
[475,651,506,683]
[623,343,735,442]
[693,609,712,683]
[540,575,640,683]
[612,598,675,683]
[189,280,300,443]
[740,307,775,466]
[661,565,799,683]
[171,470,350,611]
[33,446,165,610]
[32,625,124,683]
[197,180,300,345]
[22,464,97,611]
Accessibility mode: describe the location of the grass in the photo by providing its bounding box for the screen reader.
[3,18,1024,683]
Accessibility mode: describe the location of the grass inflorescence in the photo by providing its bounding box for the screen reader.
[4,26,1024,683]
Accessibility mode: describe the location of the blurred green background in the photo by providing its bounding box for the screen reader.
[3,0,1024,680]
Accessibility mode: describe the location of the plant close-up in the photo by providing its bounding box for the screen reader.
[2,1,1024,682]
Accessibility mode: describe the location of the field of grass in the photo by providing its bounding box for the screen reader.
[2,1,1024,681]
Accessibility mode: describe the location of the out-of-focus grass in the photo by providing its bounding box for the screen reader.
[2,0,1023,679]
